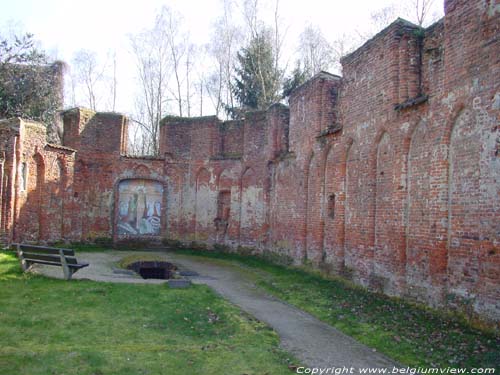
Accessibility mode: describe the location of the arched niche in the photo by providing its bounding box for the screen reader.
[239,167,265,247]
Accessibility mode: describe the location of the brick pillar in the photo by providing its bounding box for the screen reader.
[398,34,410,103]
[408,35,421,98]
[390,35,401,105]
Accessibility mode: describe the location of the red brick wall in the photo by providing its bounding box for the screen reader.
[1,0,498,322]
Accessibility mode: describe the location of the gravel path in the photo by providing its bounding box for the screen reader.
[34,250,399,372]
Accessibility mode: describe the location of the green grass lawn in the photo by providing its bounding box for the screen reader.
[173,249,500,369]
[0,252,295,375]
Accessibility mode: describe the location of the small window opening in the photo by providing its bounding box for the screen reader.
[20,162,27,191]
[327,193,336,219]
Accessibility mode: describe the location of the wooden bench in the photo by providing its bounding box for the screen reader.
[15,243,89,280]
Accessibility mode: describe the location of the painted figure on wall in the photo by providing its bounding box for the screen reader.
[117,179,163,235]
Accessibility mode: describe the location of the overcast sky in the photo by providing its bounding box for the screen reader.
[1,0,444,115]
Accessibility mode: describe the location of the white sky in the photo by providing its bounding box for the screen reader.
[0,0,444,115]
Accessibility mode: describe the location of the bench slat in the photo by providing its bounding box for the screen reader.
[26,259,65,267]
[26,260,89,269]
[14,244,74,256]
[69,263,89,269]
[21,252,79,265]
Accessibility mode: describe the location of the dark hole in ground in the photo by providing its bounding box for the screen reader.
[127,261,177,280]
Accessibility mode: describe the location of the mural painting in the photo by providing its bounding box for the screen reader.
[117,179,163,236]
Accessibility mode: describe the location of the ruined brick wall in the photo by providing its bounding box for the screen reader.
[1,0,497,322]
[266,74,341,262]
[0,119,22,242]
[0,119,76,243]
[63,109,165,241]
[439,0,499,321]
[160,111,274,249]
[269,0,498,321]
[268,0,498,321]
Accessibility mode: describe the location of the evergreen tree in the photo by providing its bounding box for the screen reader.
[282,64,308,101]
[231,30,281,116]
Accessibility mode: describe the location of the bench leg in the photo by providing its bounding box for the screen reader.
[17,244,32,272]
[59,249,72,280]
[20,258,29,272]
[62,264,72,280]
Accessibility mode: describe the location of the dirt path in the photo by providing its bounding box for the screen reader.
[36,250,399,371]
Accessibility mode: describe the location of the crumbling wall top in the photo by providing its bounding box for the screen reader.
[289,71,341,100]
[160,115,219,126]
[341,18,422,66]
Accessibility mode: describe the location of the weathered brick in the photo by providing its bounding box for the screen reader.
[0,0,498,323]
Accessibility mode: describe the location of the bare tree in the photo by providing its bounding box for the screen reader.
[370,5,398,30]
[129,5,199,154]
[67,71,77,108]
[71,49,104,111]
[184,43,197,117]
[205,0,242,118]
[194,72,204,117]
[110,50,117,112]
[370,0,440,30]
[129,9,172,156]
[159,6,187,117]
[242,0,287,79]
[412,0,437,26]
[242,0,260,39]
[298,25,335,77]
[272,0,287,87]
[66,49,115,112]
[127,118,148,156]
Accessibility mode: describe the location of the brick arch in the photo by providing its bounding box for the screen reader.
[372,131,398,291]
[306,149,324,263]
[133,164,151,177]
[369,128,391,248]
[373,127,389,147]
[165,165,183,189]
[344,139,355,218]
[46,157,65,241]
[218,167,238,191]
[165,165,183,237]
[307,147,324,264]
[446,107,482,299]
[303,151,315,262]
[322,141,349,271]
[401,116,427,274]
[238,167,265,248]
[213,167,224,187]
[442,101,467,146]
[320,143,334,263]
[374,132,390,227]
[344,135,373,285]
[405,118,435,292]
[402,117,425,153]
[339,138,354,272]
[195,167,212,196]
[32,152,46,241]
[73,159,87,239]
[195,168,214,240]
[216,167,240,242]
[117,163,163,184]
